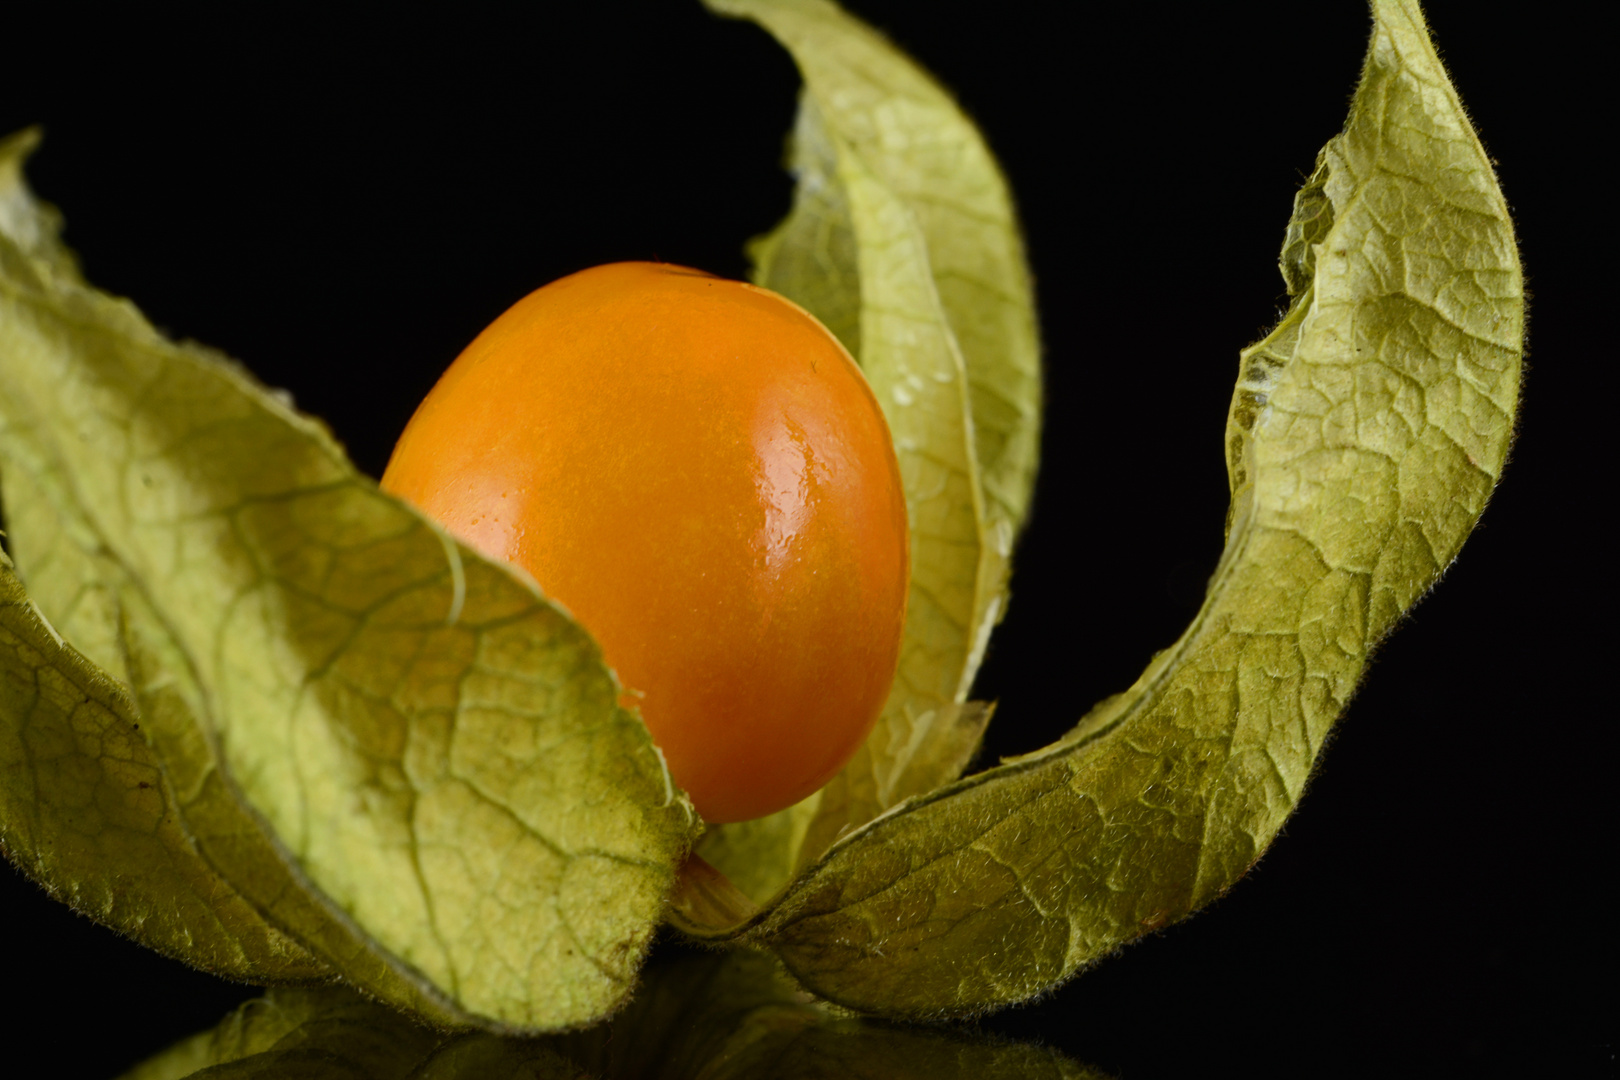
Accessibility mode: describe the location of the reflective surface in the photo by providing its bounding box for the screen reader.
[114,949,1101,1079]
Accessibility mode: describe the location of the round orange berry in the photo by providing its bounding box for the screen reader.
[381,262,908,823]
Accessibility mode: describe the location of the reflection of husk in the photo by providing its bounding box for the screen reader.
[120,949,1104,1080]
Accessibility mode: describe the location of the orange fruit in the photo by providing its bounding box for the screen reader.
[381,261,909,823]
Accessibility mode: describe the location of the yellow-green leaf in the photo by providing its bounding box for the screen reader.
[692,0,1521,1018]
[4,444,466,1017]
[0,135,696,1031]
[0,546,328,982]
[695,0,1027,904]
[0,344,459,1015]
[0,129,80,282]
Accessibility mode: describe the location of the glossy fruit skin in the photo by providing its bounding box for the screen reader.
[381,262,908,824]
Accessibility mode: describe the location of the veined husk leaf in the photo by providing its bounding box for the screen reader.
[682,0,1522,1018]
[693,0,1037,905]
[1,403,460,1018]
[121,951,1099,1080]
[0,132,696,1031]
[0,544,329,981]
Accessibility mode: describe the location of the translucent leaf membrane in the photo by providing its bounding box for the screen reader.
[0,547,328,982]
[695,0,1038,905]
[120,953,1100,1080]
[0,134,696,1030]
[688,0,1521,1019]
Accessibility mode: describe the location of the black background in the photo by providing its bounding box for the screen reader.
[1,2,1609,1076]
